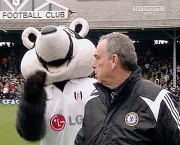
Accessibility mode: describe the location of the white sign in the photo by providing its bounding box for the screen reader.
[133,6,165,12]
[0,11,68,19]
[133,6,165,15]
[1,99,20,104]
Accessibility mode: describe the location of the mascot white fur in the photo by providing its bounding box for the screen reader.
[16,18,96,145]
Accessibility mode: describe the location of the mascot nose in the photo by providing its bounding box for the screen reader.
[41,26,57,35]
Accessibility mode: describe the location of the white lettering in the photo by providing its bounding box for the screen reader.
[11,100,16,104]
[16,100,20,104]
[143,6,165,11]
[133,6,143,11]
[2,99,20,104]
[143,12,155,15]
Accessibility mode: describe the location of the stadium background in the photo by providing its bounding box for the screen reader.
[0,0,180,101]
[0,0,180,98]
[1,0,180,144]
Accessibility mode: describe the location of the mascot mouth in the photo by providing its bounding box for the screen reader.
[46,60,71,73]
[36,52,72,73]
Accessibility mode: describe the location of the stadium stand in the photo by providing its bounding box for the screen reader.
[0,40,180,101]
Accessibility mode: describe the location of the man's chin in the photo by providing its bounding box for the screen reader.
[97,79,101,83]
[95,75,102,83]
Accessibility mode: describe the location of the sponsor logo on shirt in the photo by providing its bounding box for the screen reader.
[50,114,83,131]
[125,112,139,126]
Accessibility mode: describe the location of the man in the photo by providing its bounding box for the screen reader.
[75,32,180,145]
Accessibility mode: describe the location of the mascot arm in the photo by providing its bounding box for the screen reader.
[16,72,46,141]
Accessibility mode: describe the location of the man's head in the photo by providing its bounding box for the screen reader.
[92,32,137,88]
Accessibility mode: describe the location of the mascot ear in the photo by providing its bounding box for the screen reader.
[22,27,39,49]
[69,18,89,38]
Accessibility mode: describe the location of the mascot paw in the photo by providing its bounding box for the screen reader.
[24,71,46,103]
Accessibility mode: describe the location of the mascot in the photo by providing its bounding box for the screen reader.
[16,18,96,145]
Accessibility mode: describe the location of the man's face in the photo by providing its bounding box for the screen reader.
[92,39,112,84]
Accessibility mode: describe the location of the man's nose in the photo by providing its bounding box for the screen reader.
[92,62,96,69]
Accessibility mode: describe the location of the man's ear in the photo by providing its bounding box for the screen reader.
[111,54,119,70]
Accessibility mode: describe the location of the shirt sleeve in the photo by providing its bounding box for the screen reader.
[155,91,180,145]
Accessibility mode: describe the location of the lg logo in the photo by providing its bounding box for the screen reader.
[50,115,66,131]
[50,114,83,131]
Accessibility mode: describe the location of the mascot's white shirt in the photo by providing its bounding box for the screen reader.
[40,77,96,145]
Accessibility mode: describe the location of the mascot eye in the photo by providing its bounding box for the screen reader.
[63,28,82,39]
[64,28,76,37]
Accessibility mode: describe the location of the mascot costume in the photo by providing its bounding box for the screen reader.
[16,18,96,145]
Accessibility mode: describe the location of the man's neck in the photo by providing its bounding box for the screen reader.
[105,70,132,89]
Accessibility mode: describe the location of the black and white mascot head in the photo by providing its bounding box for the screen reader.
[21,18,95,84]
[16,18,96,145]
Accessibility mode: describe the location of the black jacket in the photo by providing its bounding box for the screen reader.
[75,68,180,145]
